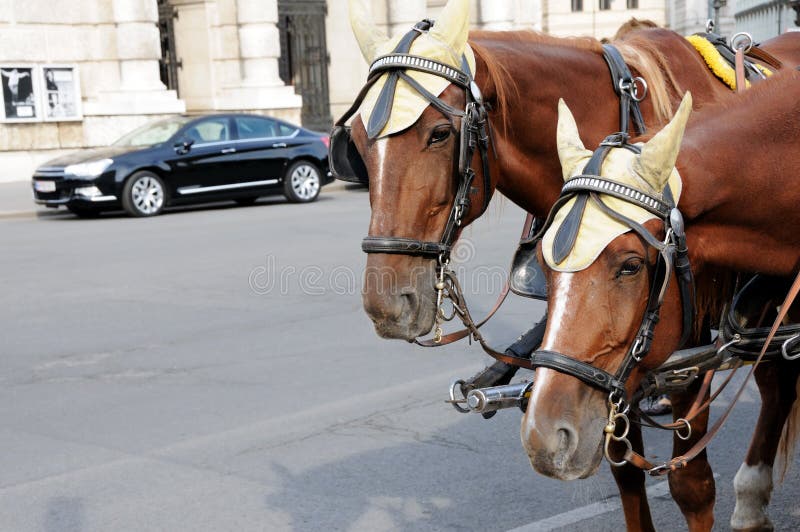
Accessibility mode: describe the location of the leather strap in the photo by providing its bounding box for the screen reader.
[746,45,784,71]
[602,44,647,135]
[361,236,448,256]
[633,269,800,476]
[530,350,625,395]
[735,47,747,93]
[413,213,536,347]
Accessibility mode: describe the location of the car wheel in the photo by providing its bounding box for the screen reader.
[67,205,102,218]
[122,171,166,217]
[235,196,259,206]
[283,161,321,203]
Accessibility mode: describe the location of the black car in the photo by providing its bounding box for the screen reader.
[32,114,332,217]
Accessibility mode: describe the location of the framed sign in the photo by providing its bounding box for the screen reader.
[41,65,82,121]
[0,64,40,122]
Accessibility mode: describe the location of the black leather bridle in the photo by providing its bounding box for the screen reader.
[528,132,696,405]
[329,19,493,268]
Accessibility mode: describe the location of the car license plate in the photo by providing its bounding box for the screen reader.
[34,181,56,192]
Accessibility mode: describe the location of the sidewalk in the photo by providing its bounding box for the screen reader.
[0,180,53,220]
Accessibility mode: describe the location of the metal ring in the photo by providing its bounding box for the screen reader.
[609,412,630,442]
[731,32,754,53]
[631,77,648,102]
[675,418,692,441]
[782,334,800,361]
[448,380,471,413]
[604,433,631,467]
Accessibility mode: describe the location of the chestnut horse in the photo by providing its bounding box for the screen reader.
[346,0,800,529]
[523,70,800,531]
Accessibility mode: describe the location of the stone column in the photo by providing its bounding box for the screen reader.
[214,0,301,115]
[112,0,164,91]
[478,0,514,30]
[84,0,184,116]
[386,0,425,36]
[236,0,282,86]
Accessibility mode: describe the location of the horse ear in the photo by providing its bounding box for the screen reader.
[349,0,388,63]
[635,92,693,192]
[557,98,592,181]
[428,0,470,58]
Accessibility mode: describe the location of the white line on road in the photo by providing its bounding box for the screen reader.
[507,474,720,531]
[506,480,671,532]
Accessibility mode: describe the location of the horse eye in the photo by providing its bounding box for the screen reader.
[618,258,643,277]
[428,127,451,145]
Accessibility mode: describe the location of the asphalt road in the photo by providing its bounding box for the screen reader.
[1,187,798,531]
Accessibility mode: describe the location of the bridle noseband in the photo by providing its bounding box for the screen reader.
[330,19,493,268]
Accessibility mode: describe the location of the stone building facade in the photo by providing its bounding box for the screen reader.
[5,0,769,183]
[0,0,300,182]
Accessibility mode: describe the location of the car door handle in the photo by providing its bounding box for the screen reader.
[272,142,287,148]
[221,147,236,154]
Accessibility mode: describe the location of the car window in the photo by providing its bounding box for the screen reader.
[278,123,297,137]
[235,117,277,140]
[183,118,230,144]
[113,116,192,147]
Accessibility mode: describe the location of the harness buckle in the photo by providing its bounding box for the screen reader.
[618,77,648,102]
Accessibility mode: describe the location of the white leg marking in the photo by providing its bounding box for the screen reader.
[731,462,774,531]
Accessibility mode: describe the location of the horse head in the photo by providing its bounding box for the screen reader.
[520,95,693,479]
[345,0,495,340]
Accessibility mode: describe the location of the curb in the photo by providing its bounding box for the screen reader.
[0,209,64,220]
[0,181,366,221]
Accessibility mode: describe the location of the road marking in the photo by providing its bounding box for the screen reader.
[508,474,720,531]
[505,480,670,532]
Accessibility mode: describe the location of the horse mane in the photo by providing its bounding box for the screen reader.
[469,29,683,130]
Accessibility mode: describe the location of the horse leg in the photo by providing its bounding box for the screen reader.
[610,422,656,532]
[667,383,715,532]
[730,363,800,532]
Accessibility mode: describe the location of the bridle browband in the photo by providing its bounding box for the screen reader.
[530,132,696,405]
[330,19,493,267]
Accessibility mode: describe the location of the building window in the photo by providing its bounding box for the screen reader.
[599,0,611,10]
[627,0,638,8]
[571,0,583,12]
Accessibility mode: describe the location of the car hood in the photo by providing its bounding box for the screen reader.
[39,146,147,168]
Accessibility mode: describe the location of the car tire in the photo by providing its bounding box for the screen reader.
[67,205,102,219]
[122,171,166,217]
[283,161,321,203]
[235,196,259,207]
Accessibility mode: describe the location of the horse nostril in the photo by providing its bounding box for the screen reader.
[399,290,417,315]
[554,426,577,469]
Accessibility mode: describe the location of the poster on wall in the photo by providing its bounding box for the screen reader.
[41,65,82,121]
[0,65,39,122]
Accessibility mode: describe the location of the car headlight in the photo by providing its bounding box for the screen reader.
[64,158,113,178]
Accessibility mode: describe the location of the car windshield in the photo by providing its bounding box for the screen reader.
[112,117,193,147]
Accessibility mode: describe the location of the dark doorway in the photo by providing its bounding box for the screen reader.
[157,0,181,94]
[278,0,332,131]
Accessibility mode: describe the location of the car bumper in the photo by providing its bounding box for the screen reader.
[32,171,118,207]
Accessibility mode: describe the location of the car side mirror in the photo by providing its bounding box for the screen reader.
[174,138,194,155]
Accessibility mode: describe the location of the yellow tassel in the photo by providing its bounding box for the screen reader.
[685,34,749,91]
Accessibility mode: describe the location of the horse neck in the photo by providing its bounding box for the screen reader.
[472,36,631,218]
[678,80,800,276]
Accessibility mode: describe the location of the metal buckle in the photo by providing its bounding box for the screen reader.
[619,76,648,102]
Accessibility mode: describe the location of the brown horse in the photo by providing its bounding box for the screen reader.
[522,69,800,531]
[346,0,800,529]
